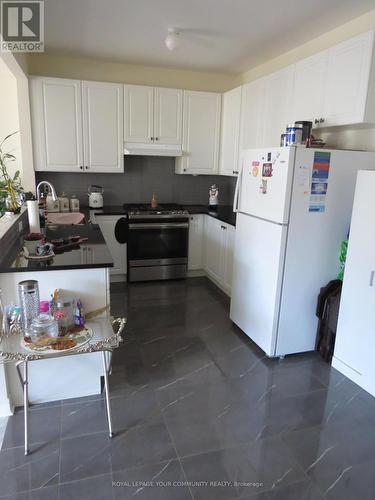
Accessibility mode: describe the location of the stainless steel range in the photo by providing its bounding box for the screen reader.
[125,204,189,282]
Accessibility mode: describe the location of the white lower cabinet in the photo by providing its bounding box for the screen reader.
[188,214,204,270]
[333,171,375,397]
[203,215,235,295]
[96,216,127,277]
[223,224,235,292]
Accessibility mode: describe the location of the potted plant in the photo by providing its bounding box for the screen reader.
[0,132,23,215]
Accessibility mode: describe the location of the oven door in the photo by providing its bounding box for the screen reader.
[128,221,189,281]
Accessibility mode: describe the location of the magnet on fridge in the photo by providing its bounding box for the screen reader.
[260,179,268,194]
[262,163,273,177]
[252,166,259,177]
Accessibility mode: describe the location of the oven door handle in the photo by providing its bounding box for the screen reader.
[129,223,189,230]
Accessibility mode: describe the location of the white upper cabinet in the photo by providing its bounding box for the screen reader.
[238,78,265,153]
[30,77,124,173]
[154,87,183,144]
[82,81,124,173]
[261,65,295,147]
[176,90,221,175]
[124,85,183,146]
[323,31,375,127]
[124,85,153,143]
[292,51,328,124]
[30,77,83,172]
[219,86,242,177]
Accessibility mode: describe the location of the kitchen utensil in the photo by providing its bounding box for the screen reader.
[88,185,104,208]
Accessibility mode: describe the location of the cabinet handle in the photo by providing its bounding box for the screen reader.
[85,166,89,170]
[314,118,320,125]
[369,271,375,287]
[319,118,325,123]
[155,137,159,141]
[221,225,226,230]
[80,166,83,170]
[150,137,154,141]
[233,170,239,174]
[183,168,187,172]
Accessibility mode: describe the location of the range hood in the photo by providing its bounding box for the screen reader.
[124,142,182,157]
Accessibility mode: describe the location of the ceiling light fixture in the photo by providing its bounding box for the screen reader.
[165,28,180,51]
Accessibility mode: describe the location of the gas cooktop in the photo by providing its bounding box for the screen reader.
[124,203,189,217]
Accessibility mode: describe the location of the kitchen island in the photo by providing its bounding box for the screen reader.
[0,219,114,416]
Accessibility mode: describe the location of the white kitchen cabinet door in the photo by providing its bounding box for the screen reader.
[177,91,221,175]
[333,171,375,389]
[204,216,225,284]
[30,77,83,172]
[222,224,235,294]
[292,51,328,124]
[261,66,295,147]
[238,78,266,155]
[154,87,183,145]
[96,216,127,276]
[188,214,204,270]
[82,81,124,173]
[219,87,242,177]
[323,31,374,126]
[124,84,153,143]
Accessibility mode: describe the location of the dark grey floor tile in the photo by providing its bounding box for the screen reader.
[61,398,107,439]
[164,400,268,457]
[282,418,375,489]
[0,485,59,500]
[0,441,60,496]
[112,459,191,499]
[243,478,324,500]
[109,420,178,472]
[61,393,104,406]
[156,378,243,419]
[214,346,266,379]
[181,437,305,500]
[111,391,161,430]
[60,432,112,482]
[59,474,114,500]
[316,458,375,500]
[2,406,61,449]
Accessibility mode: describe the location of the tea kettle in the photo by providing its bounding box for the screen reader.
[88,185,104,208]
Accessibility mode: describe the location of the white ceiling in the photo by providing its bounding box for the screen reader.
[44,0,375,73]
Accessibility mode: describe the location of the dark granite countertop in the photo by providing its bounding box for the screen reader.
[183,205,236,226]
[90,205,236,226]
[0,220,113,274]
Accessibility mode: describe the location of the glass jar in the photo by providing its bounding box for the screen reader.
[54,297,75,335]
[30,314,59,346]
[18,280,40,340]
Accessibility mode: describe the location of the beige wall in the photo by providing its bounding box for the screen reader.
[0,53,35,192]
[27,53,239,92]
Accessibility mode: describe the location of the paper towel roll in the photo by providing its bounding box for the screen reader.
[27,200,41,234]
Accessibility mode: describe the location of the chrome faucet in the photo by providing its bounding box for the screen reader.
[36,181,58,201]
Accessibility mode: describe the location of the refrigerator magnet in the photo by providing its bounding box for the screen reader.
[260,179,268,194]
[262,163,273,177]
[252,166,259,177]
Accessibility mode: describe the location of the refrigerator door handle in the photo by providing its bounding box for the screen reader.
[233,158,244,213]
[369,271,375,287]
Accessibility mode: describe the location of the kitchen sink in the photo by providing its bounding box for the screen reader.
[46,212,86,225]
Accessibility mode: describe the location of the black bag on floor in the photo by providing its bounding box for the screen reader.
[315,279,342,362]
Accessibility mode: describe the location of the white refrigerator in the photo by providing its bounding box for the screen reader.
[230,146,375,357]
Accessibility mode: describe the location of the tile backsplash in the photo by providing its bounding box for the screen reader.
[35,156,237,207]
